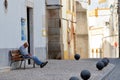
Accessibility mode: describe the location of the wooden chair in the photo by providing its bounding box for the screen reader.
[9,50,35,69]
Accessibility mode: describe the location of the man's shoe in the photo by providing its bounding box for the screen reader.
[40,61,48,68]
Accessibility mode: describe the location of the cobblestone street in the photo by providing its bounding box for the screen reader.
[0,59,115,80]
[103,58,120,80]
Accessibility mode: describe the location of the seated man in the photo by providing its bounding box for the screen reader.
[19,42,48,68]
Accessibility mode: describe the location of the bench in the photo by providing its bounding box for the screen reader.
[9,50,35,69]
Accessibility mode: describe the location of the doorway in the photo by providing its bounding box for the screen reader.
[27,7,34,64]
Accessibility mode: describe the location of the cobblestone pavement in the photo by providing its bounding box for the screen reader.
[103,58,120,80]
[0,59,115,80]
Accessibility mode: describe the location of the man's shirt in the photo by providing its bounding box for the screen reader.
[19,45,28,55]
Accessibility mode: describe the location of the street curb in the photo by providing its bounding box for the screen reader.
[99,64,116,80]
[0,66,11,72]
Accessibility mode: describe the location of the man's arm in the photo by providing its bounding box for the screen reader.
[19,46,29,56]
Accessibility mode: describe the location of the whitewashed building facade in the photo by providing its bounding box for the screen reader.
[0,0,47,71]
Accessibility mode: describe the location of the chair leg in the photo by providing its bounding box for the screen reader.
[10,62,12,66]
[19,61,23,68]
[33,62,35,68]
[24,60,26,69]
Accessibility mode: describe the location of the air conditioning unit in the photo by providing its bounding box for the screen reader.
[46,0,60,5]
[46,0,62,9]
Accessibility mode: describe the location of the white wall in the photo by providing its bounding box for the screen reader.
[34,0,47,48]
[0,0,47,48]
[0,0,22,48]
